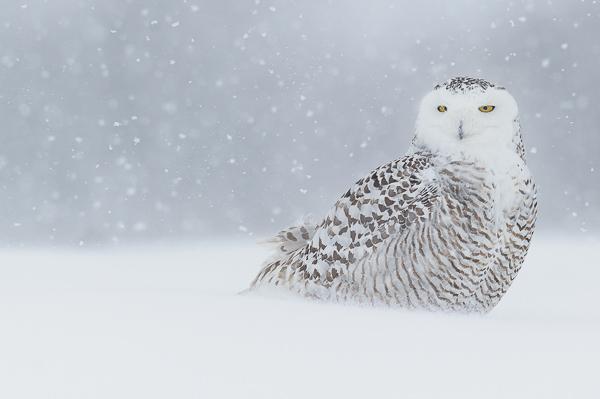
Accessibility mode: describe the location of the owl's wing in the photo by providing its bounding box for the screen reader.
[301,151,440,282]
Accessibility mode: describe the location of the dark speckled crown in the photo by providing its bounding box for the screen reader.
[434,77,503,93]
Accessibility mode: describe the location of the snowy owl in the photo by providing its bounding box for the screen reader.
[249,77,537,313]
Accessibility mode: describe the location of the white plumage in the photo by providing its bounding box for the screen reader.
[250,77,537,313]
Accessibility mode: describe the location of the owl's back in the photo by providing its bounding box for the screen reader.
[251,150,537,313]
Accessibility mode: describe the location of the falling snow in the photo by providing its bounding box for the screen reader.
[0,1,597,246]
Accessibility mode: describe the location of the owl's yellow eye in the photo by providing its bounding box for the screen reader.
[478,105,495,113]
[437,105,447,112]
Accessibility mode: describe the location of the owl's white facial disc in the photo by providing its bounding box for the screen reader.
[414,77,519,159]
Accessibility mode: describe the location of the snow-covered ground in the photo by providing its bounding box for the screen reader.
[0,235,598,399]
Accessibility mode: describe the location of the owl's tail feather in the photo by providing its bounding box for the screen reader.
[259,217,318,255]
[249,219,318,291]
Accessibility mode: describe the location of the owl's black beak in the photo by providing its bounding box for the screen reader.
[458,120,464,140]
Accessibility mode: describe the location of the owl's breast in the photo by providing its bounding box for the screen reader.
[437,152,529,224]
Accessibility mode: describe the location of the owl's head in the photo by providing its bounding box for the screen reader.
[414,77,520,157]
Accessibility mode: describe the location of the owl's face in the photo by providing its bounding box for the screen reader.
[414,77,519,156]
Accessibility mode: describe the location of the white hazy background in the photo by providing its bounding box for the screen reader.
[1,1,599,398]
[1,0,599,245]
